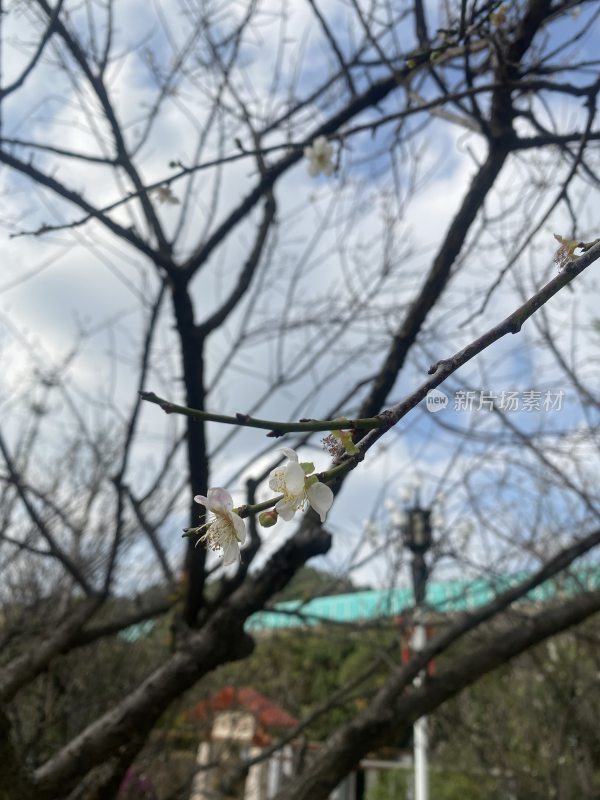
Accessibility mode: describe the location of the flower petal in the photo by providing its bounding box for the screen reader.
[281,448,298,462]
[269,467,284,492]
[285,461,306,495]
[194,494,208,507]
[230,512,247,545]
[221,536,240,566]
[307,481,334,522]
[206,487,233,512]
[275,499,296,521]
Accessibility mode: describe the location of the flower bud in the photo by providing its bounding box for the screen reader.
[258,510,278,528]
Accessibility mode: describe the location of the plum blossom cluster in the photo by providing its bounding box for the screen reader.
[193,449,334,565]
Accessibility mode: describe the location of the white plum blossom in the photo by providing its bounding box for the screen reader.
[431,510,444,528]
[390,509,406,527]
[400,479,422,504]
[303,136,334,177]
[268,448,334,522]
[363,519,379,545]
[455,520,473,551]
[153,184,180,205]
[194,488,246,565]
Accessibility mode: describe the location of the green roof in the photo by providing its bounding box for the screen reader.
[246,566,600,632]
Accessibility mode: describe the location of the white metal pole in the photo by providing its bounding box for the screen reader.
[412,621,428,800]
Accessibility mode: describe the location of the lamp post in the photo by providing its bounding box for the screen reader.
[402,502,433,800]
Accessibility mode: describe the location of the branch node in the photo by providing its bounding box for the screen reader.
[428,358,451,375]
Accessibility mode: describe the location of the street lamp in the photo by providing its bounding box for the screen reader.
[402,501,433,800]
[403,505,432,606]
